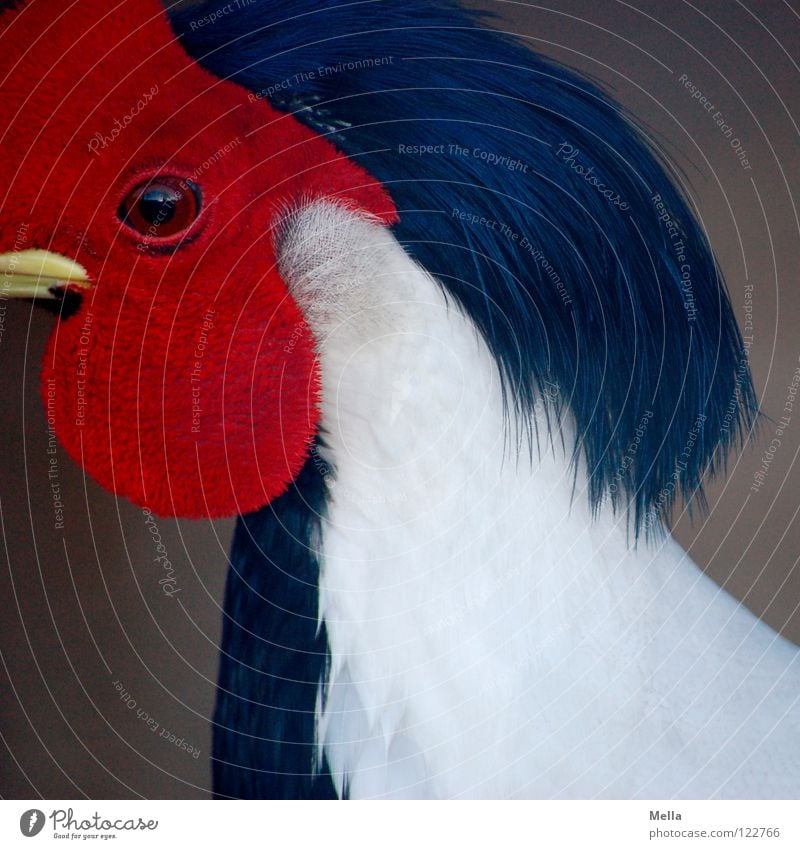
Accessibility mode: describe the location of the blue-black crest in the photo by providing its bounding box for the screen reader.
[173,0,756,533]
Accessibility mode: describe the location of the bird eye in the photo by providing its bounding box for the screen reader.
[119,177,201,238]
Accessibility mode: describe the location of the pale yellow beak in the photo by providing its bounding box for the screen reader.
[0,249,90,299]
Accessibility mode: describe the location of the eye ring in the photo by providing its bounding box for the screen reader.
[118,177,202,239]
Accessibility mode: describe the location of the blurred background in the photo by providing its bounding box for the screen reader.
[1,0,798,799]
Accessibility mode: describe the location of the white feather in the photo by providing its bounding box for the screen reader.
[277,201,800,799]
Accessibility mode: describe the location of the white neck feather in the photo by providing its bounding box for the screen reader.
[278,202,800,799]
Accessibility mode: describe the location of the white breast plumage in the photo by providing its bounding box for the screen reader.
[278,201,800,799]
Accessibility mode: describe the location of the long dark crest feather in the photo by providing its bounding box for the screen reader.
[173,0,756,535]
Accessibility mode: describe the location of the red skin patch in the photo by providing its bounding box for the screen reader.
[0,0,395,517]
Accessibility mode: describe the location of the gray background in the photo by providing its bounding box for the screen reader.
[1,0,798,798]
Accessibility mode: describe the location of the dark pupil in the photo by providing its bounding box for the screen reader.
[138,187,180,225]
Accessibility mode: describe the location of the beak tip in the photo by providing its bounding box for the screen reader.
[0,249,90,299]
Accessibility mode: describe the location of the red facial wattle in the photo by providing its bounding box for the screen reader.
[0,0,395,518]
[41,255,320,519]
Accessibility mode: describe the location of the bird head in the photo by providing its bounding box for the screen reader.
[0,0,393,518]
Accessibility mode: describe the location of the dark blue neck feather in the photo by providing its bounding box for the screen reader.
[172,0,758,799]
[213,450,336,799]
